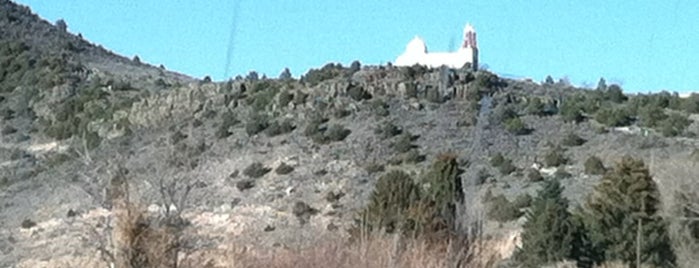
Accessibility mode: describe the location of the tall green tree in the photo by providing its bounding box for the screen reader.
[516,179,576,267]
[582,156,676,267]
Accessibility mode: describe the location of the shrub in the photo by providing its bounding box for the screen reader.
[560,101,584,123]
[243,162,271,178]
[516,179,576,267]
[370,99,390,117]
[275,162,294,175]
[681,93,699,113]
[375,121,402,139]
[293,91,308,105]
[561,132,586,147]
[526,97,546,116]
[278,90,293,107]
[544,146,567,167]
[348,85,371,101]
[487,194,524,222]
[216,111,239,139]
[638,105,667,128]
[265,120,295,137]
[391,133,415,153]
[332,108,350,118]
[584,156,606,175]
[490,152,505,167]
[494,105,518,123]
[658,113,691,137]
[325,124,351,142]
[580,156,676,267]
[244,114,269,136]
[364,163,385,174]
[504,116,529,135]
[526,168,544,182]
[498,158,517,175]
[595,107,633,127]
[401,149,425,164]
[604,84,627,103]
[292,201,318,225]
[358,170,421,233]
[248,86,279,111]
[236,179,255,191]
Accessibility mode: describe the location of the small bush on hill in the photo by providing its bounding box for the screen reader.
[504,116,530,135]
[243,162,271,178]
[525,97,546,116]
[245,114,269,136]
[490,152,505,167]
[584,156,606,175]
[325,124,351,142]
[265,120,295,137]
[562,132,586,147]
[658,113,691,137]
[293,91,308,105]
[275,162,294,175]
[364,163,385,174]
[216,111,239,139]
[375,121,402,139]
[544,146,568,167]
[348,85,371,101]
[498,158,517,175]
[638,105,667,128]
[370,99,389,117]
[526,168,544,182]
[278,90,293,107]
[391,133,416,154]
[487,194,525,222]
[560,101,584,123]
[681,93,699,114]
[595,107,633,127]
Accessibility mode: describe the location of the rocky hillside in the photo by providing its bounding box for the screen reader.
[1,1,699,267]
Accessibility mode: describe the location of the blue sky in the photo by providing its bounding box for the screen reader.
[14,0,699,93]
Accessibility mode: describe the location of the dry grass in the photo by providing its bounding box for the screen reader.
[213,233,503,268]
[112,200,180,268]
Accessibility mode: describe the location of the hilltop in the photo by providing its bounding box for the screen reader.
[1,1,698,267]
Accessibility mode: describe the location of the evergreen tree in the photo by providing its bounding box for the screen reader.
[596,77,607,91]
[582,156,676,267]
[516,179,576,267]
[279,67,292,80]
[421,154,464,234]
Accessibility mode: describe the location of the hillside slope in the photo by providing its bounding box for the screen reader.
[1,1,698,267]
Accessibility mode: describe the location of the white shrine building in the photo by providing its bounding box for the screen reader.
[395,24,479,70]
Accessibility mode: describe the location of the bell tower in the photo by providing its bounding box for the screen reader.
[462,23,478,70]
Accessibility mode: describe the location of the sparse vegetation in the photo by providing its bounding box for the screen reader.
[487,194,525,222]
[275,162,295,175]
[584,155,606,175]
[561,132,586,147]
[544,146,568,167]
[243,162,271,178]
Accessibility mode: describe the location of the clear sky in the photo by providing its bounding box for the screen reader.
[13,0,699,93]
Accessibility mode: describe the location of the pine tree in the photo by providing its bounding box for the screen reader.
[582,156,675,267]
[421,153,464,234]
[516,179,576,267]
[360,170,421,234]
